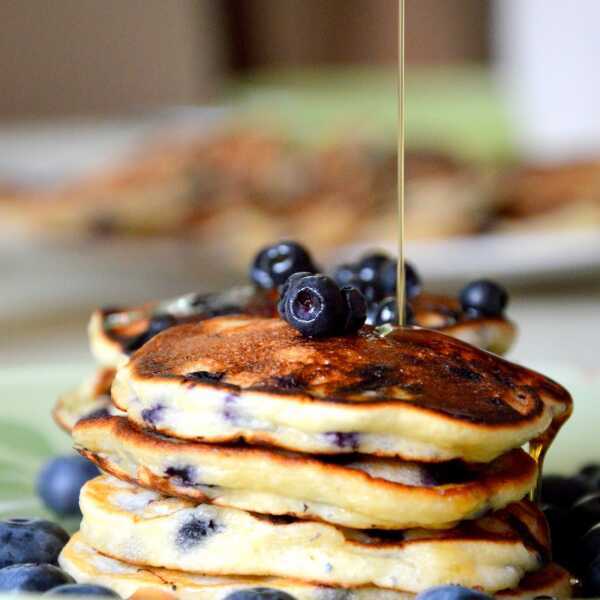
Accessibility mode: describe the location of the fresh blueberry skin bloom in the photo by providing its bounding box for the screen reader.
[459,279,508,317]
[415,584,494,600]
[223,588,297,600]
[45,583,120,597]
[250,241,316,289]
[0,564,74,593]
[279,274,346,338]
[37,455,100,516]
[0,518,69,568]
[357,253,389,284]
[340,286,367,334]
[540,474,589,509]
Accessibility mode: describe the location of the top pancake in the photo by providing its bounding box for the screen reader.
[89,287,516,369]
[114,316,570,462]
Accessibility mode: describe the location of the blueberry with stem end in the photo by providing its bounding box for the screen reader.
[279,274,346,338]
[250,241,317,289]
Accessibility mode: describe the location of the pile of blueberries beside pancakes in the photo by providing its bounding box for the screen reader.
[6,241,600,599]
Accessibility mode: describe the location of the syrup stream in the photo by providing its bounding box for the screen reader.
[396,0,406,327]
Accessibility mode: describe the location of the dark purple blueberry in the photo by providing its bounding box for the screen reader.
[324,432,360,451]
[373,297,414,327]
[578,523,600,570]
[279,274,346,338]
[45,584,120,597]
[0,518,69,568]
[414,585,493,600]
[165,466,196,487]
[357,253,389,283]
[140,404,166,427]
[176,517,221,551]
[340,287,366,334]
[37,455,99,516]
[250,241,317,289]
[332,263,359,288]
[459,280,509,317]
[569,492,600,537]
[542,504,576,568]
[0,564,74,593]
[125,313,176,353]
[223,588,297,600]
[541,474,590,509]
[583,554,600,597]
[379,260,422,298]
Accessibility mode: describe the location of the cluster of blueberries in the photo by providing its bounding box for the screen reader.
[251,240,509,338]
[541,465,600,596]
[0,455,115,595]
[122,240,510,348]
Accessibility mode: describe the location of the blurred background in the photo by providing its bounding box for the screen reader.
[1,0,599,373]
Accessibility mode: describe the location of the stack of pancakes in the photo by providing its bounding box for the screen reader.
[53,290,573,599]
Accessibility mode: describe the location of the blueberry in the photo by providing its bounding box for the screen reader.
[379,260,422,298]
[126,313,176,353]
[459,280,509,317]
[278,274,346,338]
[223,588,297,600]
[414,584,493,600]
[569,492,600,537]
[373,297,414,327]
[45,584,120,597]
[357,253,389,284]
[583,554,600,596]
[542,504,576,568]
[340,287,367,334]
[37,455,100,516]
[250,241,317,289]
[332,263,359,288]
[0,564,74,593]
[541,474,590,508]
[578,523,600,570]
[0,518,69,568]
[580,464,600,490]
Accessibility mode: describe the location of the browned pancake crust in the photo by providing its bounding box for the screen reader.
[129,317,568,428]
[75,416,537,509]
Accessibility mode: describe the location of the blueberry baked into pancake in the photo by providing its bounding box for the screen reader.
[53,242,516,433]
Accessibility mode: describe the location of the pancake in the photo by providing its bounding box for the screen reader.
[78,475,546,592]
[53,368,119,433]
[89,288,516,370]
[60,534,572,600]
[73,416,537,530]
[111,316,569,462]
